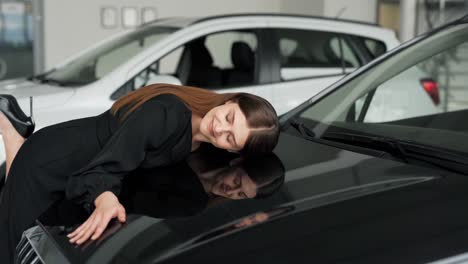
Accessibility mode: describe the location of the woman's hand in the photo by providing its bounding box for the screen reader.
[68,191,126,245]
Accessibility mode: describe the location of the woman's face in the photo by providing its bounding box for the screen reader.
[199,102,250,152]
[210,167,257,200]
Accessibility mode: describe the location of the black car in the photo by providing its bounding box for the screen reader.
[15,14,468,264]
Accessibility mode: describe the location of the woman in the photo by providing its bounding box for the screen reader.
[0,83,279,262]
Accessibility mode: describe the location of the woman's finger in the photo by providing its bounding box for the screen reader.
[117,206,126,222]
[76,214,102,244]
[69,214,95,242]
[71,213,95,236]
[91,212,114,240]
[68,221,86,238]
[75,214,95,237]
[68,216,92,239]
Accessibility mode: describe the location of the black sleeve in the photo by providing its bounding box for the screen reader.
[65,95,190,207]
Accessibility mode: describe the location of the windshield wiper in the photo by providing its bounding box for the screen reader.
[27,75,44,82]
[27,69,57,82]
[283,120,401,159]
[287,119,316,139]
[28,75,84,87]
[322,132,468,174]
[28,75,64,85]
[323,132,408,162]
[38,78,66,86]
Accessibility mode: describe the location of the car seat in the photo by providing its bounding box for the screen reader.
[225,41,255,86]
[184,38,222,88]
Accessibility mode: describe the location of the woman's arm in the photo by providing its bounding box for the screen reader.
[65,95,189,207]
[65,95,190,243]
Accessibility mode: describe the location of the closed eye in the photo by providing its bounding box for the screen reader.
[231,112,235,124]
[226,111,234,124]
[228,134,237,148]
[234,174,241,185]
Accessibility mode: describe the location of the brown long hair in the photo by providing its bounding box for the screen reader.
[111,83,280,155]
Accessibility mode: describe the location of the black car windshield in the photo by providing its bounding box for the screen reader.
[293,23,468,156]
[39,26,178,86]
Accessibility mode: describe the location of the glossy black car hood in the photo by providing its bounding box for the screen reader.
[35,133,463,264]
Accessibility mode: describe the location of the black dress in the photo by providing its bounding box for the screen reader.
[0,94,193,263]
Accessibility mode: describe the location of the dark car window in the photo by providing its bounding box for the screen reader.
[185,30,258,88]
[274,28,362,81]
[360,37,387,59]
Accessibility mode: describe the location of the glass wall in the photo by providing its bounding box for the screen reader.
[0,0,34,80]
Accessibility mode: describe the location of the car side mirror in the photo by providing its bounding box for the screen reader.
[111,74,183,101]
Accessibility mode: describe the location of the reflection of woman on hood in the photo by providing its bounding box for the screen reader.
[39,146,285,223]
[186,144,285,201]
[123,144,286,217]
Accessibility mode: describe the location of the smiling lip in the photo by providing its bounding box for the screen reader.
[209,118,215,137]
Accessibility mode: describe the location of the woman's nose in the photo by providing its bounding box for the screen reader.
[214,122,230,134]
[225,181,240,194]
[225,186,237,196]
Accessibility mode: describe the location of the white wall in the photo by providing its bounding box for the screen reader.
[42,0,284,70]
[323,0,377,23]
[279,0,323,16]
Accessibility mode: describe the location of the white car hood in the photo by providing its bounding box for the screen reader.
[0,78,75,109]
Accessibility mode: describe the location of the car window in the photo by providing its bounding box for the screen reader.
[275,28,362,81]
[205,31,257,69]
[43,26,176,86]
[182,30,258,88]
[329,37,361,67]
[129,30,259,91]
[351,40,468,123]
[360,37,387,59]
[95,34,163,78]
[297,24,468,155]
[158,47,184,75]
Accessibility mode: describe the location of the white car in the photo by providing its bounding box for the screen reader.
[0,14,401,164]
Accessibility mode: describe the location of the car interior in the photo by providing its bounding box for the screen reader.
[178,38,223,87]
[176,36,256,88]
